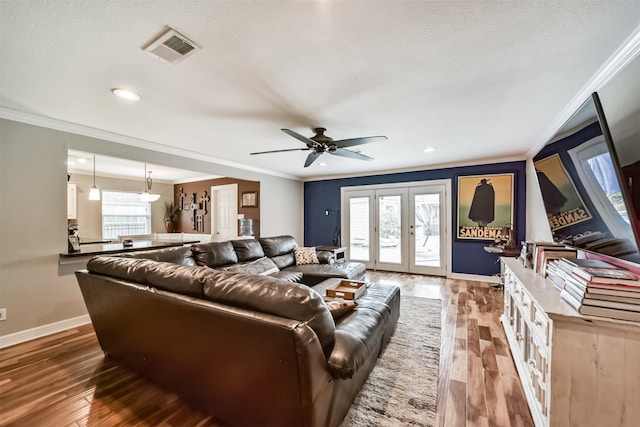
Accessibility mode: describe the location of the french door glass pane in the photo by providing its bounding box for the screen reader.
[378,195,401,264]
[414,193,440,267]
[349,197,369,261]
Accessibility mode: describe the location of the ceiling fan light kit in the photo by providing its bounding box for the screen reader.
[250,128,388,167]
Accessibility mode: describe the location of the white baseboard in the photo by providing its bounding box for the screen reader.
[449,272,502,284]
[0,314,91,349]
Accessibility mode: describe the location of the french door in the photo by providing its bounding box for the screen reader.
[342,180,450,276]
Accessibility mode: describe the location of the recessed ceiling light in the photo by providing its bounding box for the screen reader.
[319,162,326,167]
[423,147,435,153]
[112,88,141,101]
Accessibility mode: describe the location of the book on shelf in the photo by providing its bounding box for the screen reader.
[573,267,640,285]
[585,283,640,297]
[584,292,640,305]
[557,257,617,272]
[534,246,576,275]
[578,304,640,323]
[560,288,582,311]
[563,278,586,301]
[570,273,640,296]
[580,298,640,313]
[529,241,564,271]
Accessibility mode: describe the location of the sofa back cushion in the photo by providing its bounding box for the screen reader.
[145,262,214,297]
[191,241,238,268]
[87,256,215,297]
[202,271,335,356]
[231,239,265,262]
[259,235,298,269]
[222,257,279,276]
[87,256,153,284]
[121,246,196,266]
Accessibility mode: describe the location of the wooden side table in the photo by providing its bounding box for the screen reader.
[316,246,346,263]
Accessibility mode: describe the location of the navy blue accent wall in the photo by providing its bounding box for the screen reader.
[304,161,527,276]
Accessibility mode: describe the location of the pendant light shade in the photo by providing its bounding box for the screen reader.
[140,164,161,202]
[89,154,101,201]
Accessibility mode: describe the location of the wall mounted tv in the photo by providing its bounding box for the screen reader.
[533,88,640,265]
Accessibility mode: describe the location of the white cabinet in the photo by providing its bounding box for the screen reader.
[501,258,640,427]
[67,183,77,220]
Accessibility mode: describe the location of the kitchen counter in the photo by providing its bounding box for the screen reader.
[60,240,195,260]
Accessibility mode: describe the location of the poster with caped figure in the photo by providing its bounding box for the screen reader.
[457,173,514,240]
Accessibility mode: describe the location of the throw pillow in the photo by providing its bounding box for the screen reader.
[326,300,358,319]
[222,257,280,276]
[293,247,319,265]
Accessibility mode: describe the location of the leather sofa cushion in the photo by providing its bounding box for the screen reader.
[145,262,215,297]
[222,257,279,276]
[87,256,154,284]
[269,253,296,270]
[231,239,265,262]
[191,241,239,268]
[258,235,298,257]
[328,308,385,379]
[269,270,303,283]
[87,256,215,297]
[202,271,336,356]
[121,246,196,266]
[285,262,367,285]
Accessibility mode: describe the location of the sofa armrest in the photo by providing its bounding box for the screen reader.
[327,309,385,379]
[316,250,334,264]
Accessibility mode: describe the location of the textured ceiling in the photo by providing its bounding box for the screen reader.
[1,1,639,180]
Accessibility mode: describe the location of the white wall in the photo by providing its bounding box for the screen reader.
[0,119,303,340]
[525,159,554,242]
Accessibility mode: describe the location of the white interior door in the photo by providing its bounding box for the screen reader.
[211,184,238,240]
[342,180,450,276]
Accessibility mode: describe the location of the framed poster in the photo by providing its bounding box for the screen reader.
[241,191,258,208]
[457,173,514,240]
[533,153,592,231]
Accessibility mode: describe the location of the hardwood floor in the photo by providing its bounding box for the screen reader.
[0,271,533,426]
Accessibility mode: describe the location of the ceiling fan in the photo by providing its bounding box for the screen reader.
[250,128,388,167]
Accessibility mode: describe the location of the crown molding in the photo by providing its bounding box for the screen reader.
[0,108,300,181]
[303,154,525,182]
[525,25,640,159]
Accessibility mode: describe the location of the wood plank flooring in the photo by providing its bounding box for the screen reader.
[0,271,533,426]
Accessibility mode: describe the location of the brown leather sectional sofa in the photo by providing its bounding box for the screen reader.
[76,236,400,426]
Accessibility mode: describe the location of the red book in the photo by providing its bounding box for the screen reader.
[574,267,640,285]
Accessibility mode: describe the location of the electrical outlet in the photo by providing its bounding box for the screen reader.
[0,308,6,321]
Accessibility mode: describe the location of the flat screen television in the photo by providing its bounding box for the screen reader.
[533,91,640,265]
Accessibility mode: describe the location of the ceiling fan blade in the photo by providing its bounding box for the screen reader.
[250,148,310,155]
[281,128,317,147]
[334,135,387,148]
[304,151,322,167]
[330,148,374,161]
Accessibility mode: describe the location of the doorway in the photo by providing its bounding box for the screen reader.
[341,180,450,276]
[211,184,238,240]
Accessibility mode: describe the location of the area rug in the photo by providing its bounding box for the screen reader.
[342,296,441,427]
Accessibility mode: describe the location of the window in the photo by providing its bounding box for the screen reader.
[102,191,151,239]
[569,136,630,237]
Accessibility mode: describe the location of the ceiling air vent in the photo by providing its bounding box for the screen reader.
[142,27,200,64]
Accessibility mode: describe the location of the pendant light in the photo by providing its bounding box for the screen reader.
[88,154,101,200]
[140,163,161,202]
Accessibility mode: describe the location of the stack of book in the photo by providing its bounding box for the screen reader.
[534,245,577,277]
[559,260,640,322]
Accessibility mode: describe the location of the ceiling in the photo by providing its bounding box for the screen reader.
[1,1,639,180]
